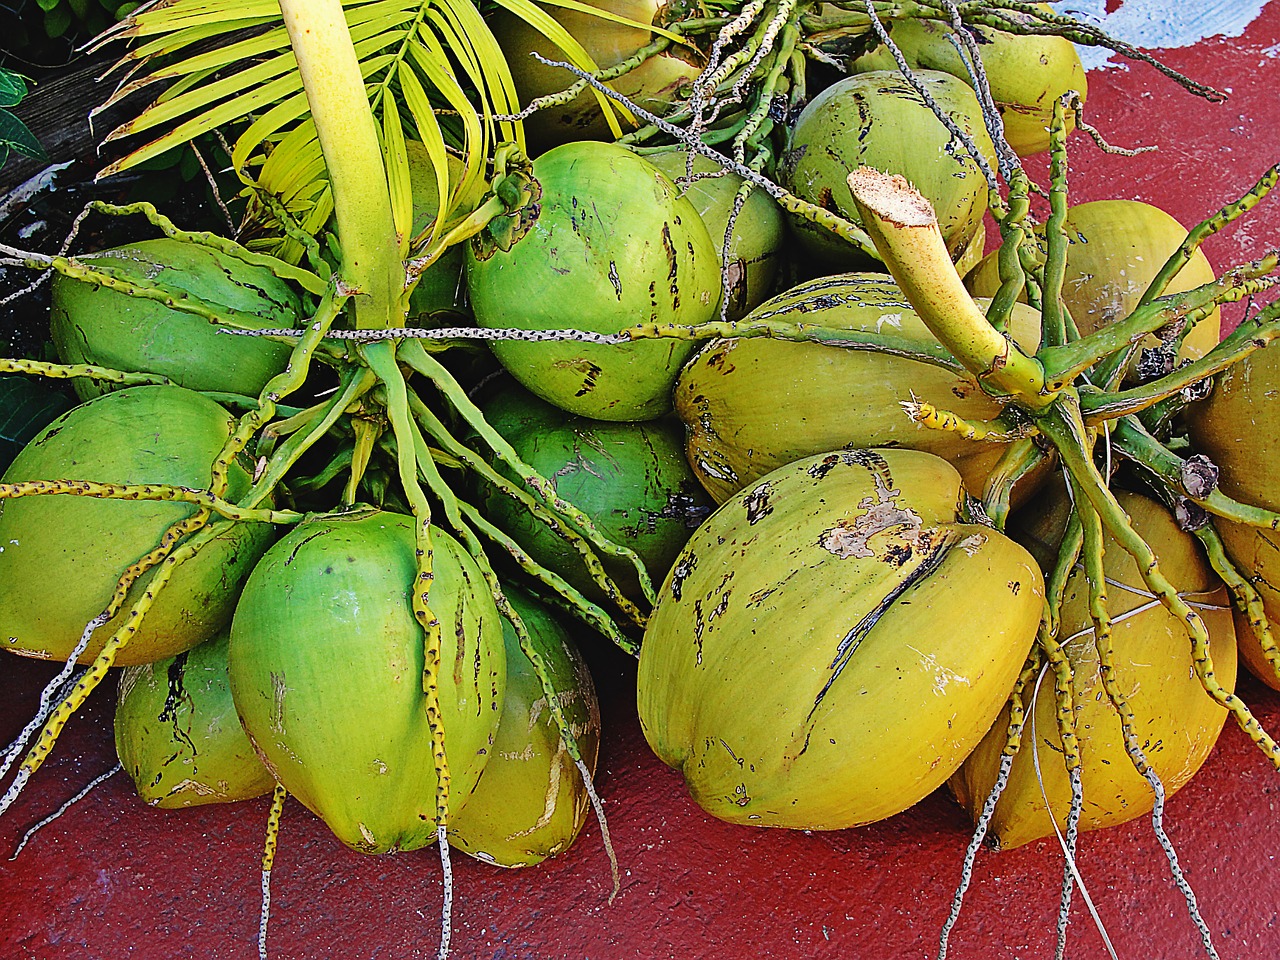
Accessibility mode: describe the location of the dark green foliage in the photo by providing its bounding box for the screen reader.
[0,68,47,172]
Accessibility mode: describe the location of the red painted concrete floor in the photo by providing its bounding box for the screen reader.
[5,5,1280,960]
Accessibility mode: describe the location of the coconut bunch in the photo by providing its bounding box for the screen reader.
[624,68,1280,960]
[1,1,1279,959]
[462,4,1280,953]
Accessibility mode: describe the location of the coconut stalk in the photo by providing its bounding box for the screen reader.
[846,167,1053,408]
[274,6,467,955]
[278,0,401,331]
[848,163,1280,788]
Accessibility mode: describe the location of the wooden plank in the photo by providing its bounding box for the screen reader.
[2,54,125,195]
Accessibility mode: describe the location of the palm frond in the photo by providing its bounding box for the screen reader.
[396,62,456,250]
[95,0,664,260]
[380,85,415,257]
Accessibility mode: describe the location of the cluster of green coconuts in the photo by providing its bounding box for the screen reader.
[3,0,1279,916]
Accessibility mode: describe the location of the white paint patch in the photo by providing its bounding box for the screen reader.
[1052,0,1270,70]
[875,311,904,333]
[907,644,973,696]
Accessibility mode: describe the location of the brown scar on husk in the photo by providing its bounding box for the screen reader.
[743,482,774,525]
[269,670,288,734]
[819,468,925,560]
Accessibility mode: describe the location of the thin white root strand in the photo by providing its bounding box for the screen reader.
[0,197,95,307]
[1055,766,1084,960]
[259,782,287,960]
[258,869,273,960]
[938,751,1015,960]
[577,756,620,903]
[437,823,454,960]
[1,665,89,782]
[220,325,629,345]
[1058,589,1229,656]
[1124,733,1219,957]
[8,762,120,860]
[0,769,32,821]
[1031,665,1120,960]
[1,612,108,783]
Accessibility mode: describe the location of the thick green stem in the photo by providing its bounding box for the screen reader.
[1044,508,1083,642]
[1039,256,1279,388]
[0,479,301,525]
[1139,160,1280,310]
[458,500,640,655]
[0,357,170,388]
[1039,399,1280,768]
[1111,416,1280,530]
[405,391,646,628]
[1040,97,1070,349]
[245,366,375,510]
[279,0,402,330]
[1079,305,1280,423]
[398,339,658,606]
[90,200,328,296]
[980,437,1048,531]
[985,174,1031,335]
[1197,524,1280,684]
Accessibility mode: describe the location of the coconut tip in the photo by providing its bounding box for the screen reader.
[846,167,937,228]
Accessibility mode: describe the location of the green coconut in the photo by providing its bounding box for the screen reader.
[0,385,274,666]
[451,588,601,866]
[780,70,996,268]
[479,383,713,604]
[467,141,721,421]
[50,238,300,402]
[852,4,1086,157]
[644,151,787,321]
[952,489,1235,849]
[638,448,1044,829]
[674,273,1046,504]
[115,629,276,808]
[228,509,505,854]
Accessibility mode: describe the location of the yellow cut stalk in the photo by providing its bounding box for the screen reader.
[847,167,1055,410]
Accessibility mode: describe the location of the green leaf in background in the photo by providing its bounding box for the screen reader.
[0,377,75,474]
[0,110,49,164]
[0,70,28,109]
[0,68,48,171]
[45,6,74,38]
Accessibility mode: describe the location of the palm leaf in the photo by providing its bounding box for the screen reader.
[95,0,663,258]
[247,121,333,263]
[490,0,632,133]
[396,62,453,250]
[98,24,294,106]
[380,85,415,257]
[103,50,301,144]
[526,0,685,43]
